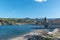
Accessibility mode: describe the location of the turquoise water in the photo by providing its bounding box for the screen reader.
[0,24,43,39]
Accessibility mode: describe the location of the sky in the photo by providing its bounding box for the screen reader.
[0,0,60,18]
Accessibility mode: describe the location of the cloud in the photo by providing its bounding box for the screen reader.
[34,0,47,2]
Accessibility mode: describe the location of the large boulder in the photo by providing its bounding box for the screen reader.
[24,35,42,40]
[52,28,60,34]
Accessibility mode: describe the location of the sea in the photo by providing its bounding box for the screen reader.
[0,24,55,40]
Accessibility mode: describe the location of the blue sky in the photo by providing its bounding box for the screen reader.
[0,0,60,18]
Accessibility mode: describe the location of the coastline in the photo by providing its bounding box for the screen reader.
[9,28,60,40]
[9,29,49,40]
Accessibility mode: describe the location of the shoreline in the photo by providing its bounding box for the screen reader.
[9,28,60,40]
[9,29,49,40]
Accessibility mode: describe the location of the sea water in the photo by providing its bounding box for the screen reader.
[0,24,54,39]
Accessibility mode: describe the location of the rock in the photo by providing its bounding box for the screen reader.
[52,28,60,34]
[27,35,42,40]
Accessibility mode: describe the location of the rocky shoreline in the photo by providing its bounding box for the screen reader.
[9,28,60,40]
